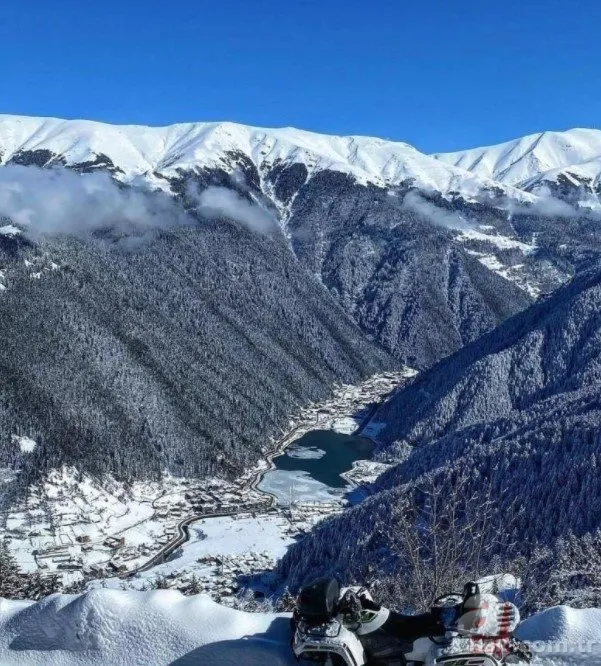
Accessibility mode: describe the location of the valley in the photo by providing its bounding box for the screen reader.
[2,0,601,659]
[1,112,601,643]
[2,370,410,601]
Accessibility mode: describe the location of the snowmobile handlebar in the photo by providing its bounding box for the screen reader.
[463,581,480,600]
[432,582,481,611]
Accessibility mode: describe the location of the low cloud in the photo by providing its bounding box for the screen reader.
[0,167,279,242]
[0,165,189,239]
[401,188,599,231]
[503,185,589,219]
[190,185,277,234]
[401,191,468,230]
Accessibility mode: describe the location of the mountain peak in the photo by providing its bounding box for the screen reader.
[434,127,601,191]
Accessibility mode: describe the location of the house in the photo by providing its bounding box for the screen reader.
[108,560,127,574]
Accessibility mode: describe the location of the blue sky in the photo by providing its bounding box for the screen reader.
[1,0,599,152]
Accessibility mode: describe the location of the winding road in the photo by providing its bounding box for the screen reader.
[123,419,310,578]
[131,508,265,575]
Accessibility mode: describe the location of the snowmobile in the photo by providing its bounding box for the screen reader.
[291,578,532,665]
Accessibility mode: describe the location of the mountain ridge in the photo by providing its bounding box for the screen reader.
[1,112,563,370]
[4,114,600,203]
[0,113,538,202]
[434,127,601,201]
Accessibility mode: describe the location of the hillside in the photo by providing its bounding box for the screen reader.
[0,218,391,485]
[374,263,601,544]
[3,114,594,369]
[2,115,601,482]
[279,264,601,599]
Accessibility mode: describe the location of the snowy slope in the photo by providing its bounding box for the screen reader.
[518,606,601,664]
[3,115,601,205]
[0,114,529,200]
[0,590,294,665]
[518,605,601,646]
[434,128,601,192]
[0,590,600,665]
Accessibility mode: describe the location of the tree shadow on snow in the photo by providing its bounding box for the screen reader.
[169,617,294,666]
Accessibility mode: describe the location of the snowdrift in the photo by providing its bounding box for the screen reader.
[518,605,601,663]
[2,589,601,665]
[518,605,601,644]
[0,590,294,665]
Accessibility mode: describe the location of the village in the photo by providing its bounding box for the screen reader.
[3,472,279,587]
[2,368,412,601]
[123,500,347,604]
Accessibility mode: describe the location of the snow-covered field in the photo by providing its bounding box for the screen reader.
[96,514,296,599]
[168,515,294,562]
[0,589,600,665]
[2,467,267,588]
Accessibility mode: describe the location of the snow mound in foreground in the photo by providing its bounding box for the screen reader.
[2,590,601,665]
[0,590,294,665]
[518,606,601,664]
[518,605,601,644]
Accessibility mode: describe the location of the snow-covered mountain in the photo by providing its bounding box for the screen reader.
[4,114,601,208]
[2,114,601,485]
[0,114,530,201]
[1,115,600,384]
[435,128,601,200]
[0,113,561,369]
[1,116,600,384]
